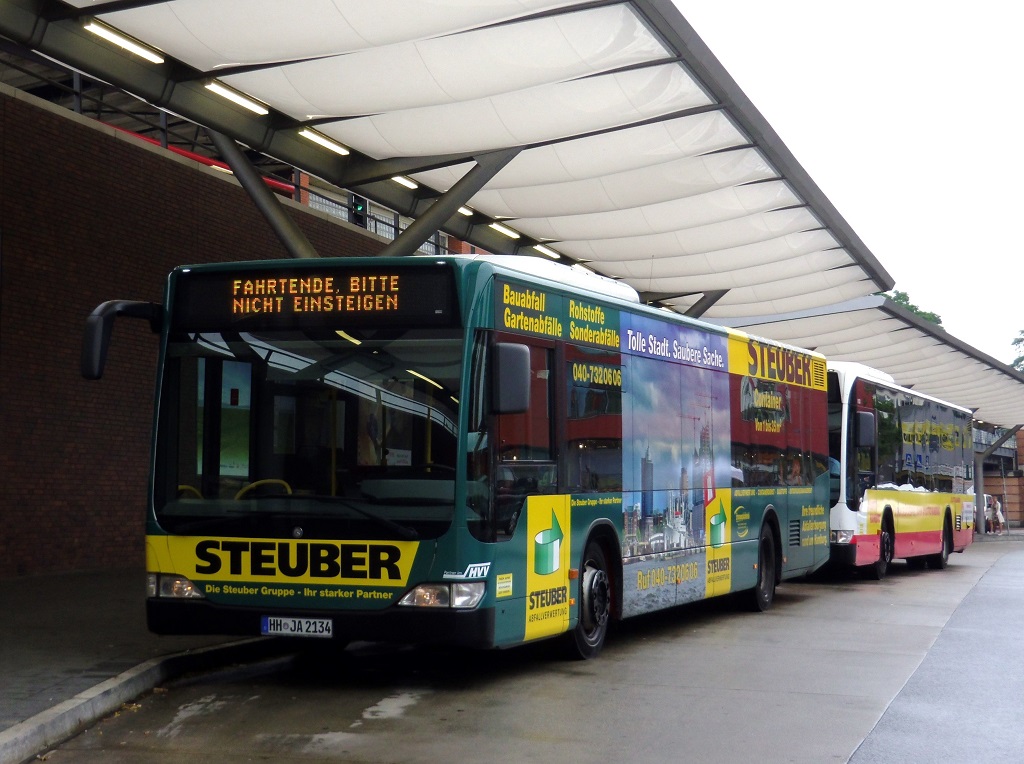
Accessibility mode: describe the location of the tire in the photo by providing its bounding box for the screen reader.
[568,540,611,659]
[868,521,894,581]
[747,523,777,612]
[927,519,952,570]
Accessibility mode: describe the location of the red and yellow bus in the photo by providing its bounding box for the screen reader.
[827,362,975,578]
[82,255,838,657]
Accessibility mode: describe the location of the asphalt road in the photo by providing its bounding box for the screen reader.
[33,541,1017,764]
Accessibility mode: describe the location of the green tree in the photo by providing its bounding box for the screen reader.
[885,290,942,326]
[1013,331,1024,372]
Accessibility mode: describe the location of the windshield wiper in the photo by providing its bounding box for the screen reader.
[170,511,250,535]
[166,494,420,540]
[298,495,420,540]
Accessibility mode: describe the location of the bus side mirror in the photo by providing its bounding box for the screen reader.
[492,342,530,414]
[81,300,163,380]
[856,411,876,449]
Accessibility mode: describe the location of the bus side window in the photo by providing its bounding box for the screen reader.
[566,346,623,493]
[494,343,555,535]
[873,389,899,486]
[496,344,553,464]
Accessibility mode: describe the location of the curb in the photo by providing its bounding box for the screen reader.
[0,638,289,764]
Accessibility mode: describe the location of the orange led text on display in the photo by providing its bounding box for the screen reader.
[231,274,401,316]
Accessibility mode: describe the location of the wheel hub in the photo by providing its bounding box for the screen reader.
[582,566,610,629]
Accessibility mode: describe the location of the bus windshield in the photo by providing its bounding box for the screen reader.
[153,326,463,540]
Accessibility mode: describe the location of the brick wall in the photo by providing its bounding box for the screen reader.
[0,88,386,578]
[982,474,1021,529]
[979,427,1024,528]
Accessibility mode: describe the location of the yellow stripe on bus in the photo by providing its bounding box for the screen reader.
[146,535,419,587]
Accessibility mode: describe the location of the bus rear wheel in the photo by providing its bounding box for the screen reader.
[927,519,952,570]
[747,523,777,612]
[568,540,611,660]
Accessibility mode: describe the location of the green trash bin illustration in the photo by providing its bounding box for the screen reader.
[535,511,564,575]
[710,506,727,548]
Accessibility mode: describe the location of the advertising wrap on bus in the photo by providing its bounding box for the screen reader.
[489,275,829,626]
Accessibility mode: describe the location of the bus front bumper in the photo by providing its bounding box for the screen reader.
[147,598,497,649]
[830,531,880,568]
[829,542,858,567]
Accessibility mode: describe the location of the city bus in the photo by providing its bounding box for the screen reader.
[826,362,975,579]
[82,255,832,658]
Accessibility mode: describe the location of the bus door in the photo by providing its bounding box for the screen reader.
[178,354,323,501]
[190,356,256,500]
[490,335,575,642]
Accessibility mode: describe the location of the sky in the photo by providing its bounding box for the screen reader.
[675,2,1022,364]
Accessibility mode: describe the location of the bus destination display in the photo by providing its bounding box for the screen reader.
[172,265,459,330]
[232,274,398,315]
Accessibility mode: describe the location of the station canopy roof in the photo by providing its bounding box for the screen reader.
[717,297,1024,427]
[4,0,1024,426]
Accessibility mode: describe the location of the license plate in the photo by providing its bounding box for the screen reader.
[260,615,333,638]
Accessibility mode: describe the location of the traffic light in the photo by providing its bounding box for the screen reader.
[351,194,367,227]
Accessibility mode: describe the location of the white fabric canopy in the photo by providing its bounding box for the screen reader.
[38,0,891,310]
[5,0,1024,424]
[717,297,1024,426]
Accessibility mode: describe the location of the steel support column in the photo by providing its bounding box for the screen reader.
[975,425,1021,534]
[207,129,319,260]
[373,148,520,259]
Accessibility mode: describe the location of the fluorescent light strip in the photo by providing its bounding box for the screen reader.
[533,244,560,259]
[406,369,443,389]
[489,222,520,239]
[299,129,350,156]
[205,81,269,115]
[457,207,473,216]
[335,330,362,345]
[84,20,164,64]
[392,176,419,190]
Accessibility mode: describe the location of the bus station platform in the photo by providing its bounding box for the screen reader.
[1,533,1022,764]
[0,569,289,764]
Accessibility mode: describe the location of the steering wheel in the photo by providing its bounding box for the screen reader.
[234,479,293,500]
[177,485,202,499]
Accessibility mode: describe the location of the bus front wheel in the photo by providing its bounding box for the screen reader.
[568,540,611,660]
[869,521,894,581]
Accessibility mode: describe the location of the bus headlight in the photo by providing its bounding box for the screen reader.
[831,530,855,544]
[452,582,486,608]
[147,573,206,599]
[398,582,485,609]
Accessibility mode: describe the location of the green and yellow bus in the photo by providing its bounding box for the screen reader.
[83,255,832,658]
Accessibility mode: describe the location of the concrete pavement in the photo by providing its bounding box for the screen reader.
[0,569,285,764]
[851,533,1024,762]
[1,534,1022,764]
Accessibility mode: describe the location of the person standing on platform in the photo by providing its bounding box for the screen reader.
[993,495,1006,535]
